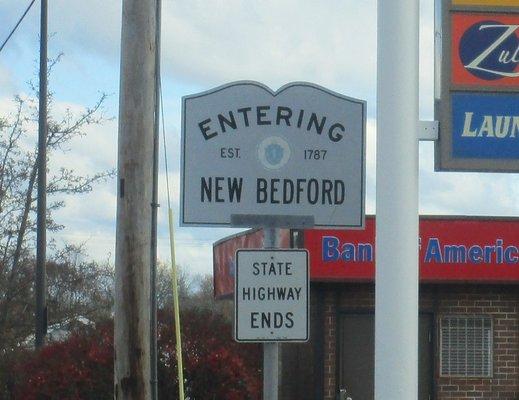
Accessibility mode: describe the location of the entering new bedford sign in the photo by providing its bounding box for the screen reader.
[181,81,366,228]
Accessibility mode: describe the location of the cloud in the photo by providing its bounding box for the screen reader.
[419,142,519,216]
[1,1,379,100]
[0,64,18,95]
[0,94,118,261]
[1,0,437,104]
[46,0,122,60]
[419,0,436,119]
[162,1,377,99]
[45,99,117,166]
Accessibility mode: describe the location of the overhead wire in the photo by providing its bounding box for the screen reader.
[0,0,37,54]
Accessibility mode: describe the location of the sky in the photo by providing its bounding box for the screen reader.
[0,0,518,277]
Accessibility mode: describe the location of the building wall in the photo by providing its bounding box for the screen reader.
[323,287,338,400]
[285,283,519,400]
[435,285,519,399]
[280,286,324,400]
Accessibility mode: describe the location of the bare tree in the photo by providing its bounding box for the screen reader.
[0,56,114,351]
[155,262,193,311]
[47,244,114,326]
[155,263,232,320]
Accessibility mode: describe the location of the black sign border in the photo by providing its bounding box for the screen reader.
[234,248,310,343]
[180,81,367,227]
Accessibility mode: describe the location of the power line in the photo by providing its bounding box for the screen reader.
[0,0,36,54]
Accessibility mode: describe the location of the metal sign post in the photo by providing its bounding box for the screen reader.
[233,224,310,400]
[263,227,279,400]
[375,0,419,399]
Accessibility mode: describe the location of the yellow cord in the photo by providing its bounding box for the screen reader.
[168,207,185,400]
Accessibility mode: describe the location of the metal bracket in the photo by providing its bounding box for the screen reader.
[230,214,315,229]
[418,120,439,141]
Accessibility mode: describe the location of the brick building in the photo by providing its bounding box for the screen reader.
[214,216,519,399]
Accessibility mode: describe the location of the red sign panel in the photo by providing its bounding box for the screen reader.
[213,229,291,298]
[305,216,519,283]
[451,13,519,87]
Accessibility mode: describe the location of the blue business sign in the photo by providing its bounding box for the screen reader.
[452,92,519,161]
[435,2,519,172]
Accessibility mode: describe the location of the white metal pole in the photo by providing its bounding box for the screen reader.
[115,0,156,398]
[375,0,419,399]
[263,227,279,400]
[263,342,279,400]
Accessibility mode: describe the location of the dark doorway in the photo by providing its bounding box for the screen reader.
[338,313,433,400]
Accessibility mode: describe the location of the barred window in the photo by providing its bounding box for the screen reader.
[440,315,492,377]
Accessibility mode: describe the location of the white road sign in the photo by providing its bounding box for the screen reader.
[234,249,309,342]
[181,81,366,228]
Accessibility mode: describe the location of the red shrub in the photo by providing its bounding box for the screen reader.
[6,310,262,399]
[11,323,113,400]
[157,308,262,400]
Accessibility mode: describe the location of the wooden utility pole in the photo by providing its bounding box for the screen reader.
[150,2,162,399]
[115,0,157,398]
